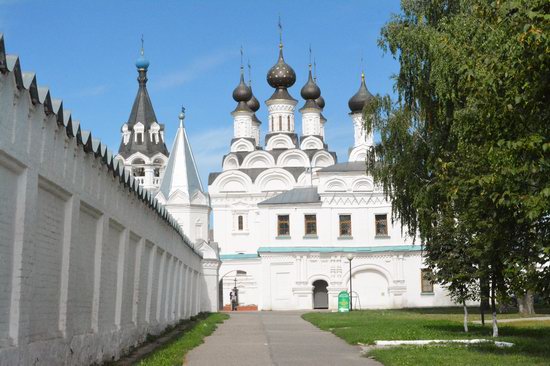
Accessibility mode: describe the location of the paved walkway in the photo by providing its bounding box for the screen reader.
[184,311,381,366]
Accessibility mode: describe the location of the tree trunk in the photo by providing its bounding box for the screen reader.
[480,277,490,326]
[491,279,498,337]
[518,290,536,315]
[463,301,469,333]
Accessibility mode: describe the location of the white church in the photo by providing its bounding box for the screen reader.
[118,40,457,312]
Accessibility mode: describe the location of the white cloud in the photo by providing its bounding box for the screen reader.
[155,49,236,90]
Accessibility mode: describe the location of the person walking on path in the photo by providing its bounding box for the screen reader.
[230,291,237,311]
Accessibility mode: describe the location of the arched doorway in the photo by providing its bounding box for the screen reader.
[348,269,390,309]
[313,280,329,309]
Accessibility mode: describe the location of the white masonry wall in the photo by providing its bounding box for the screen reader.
[0,43,204,365]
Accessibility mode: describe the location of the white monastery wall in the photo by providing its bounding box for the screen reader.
[0,39,204,365]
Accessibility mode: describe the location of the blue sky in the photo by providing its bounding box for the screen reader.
[1,0,401,187]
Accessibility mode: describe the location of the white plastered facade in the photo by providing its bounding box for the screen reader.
[209,79,457,311]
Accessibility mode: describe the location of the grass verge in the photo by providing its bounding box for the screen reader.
[137,312,229,366]
[302,308,550,366]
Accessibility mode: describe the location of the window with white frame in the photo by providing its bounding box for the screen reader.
[304,214,317,236]
[277,214,290,237]
[233,212,248,233]
[122,124,130,144]
[150,122,160,144]
[339,214,352,237]
[375,214,388,236]
[134,122,144,144]
[421,269,434,293]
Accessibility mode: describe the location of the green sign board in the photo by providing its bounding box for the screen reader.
[338,291,350,312]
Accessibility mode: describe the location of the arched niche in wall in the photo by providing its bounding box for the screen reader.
[266,134,294,150]
[324,178,347,192]
[311,150,335,168]
[256,169,295,192]
[349,146,368,163]
[343,264,392,309]
[277,149,309,168]
[230,138,255,153]
[223,155,240,170]
[352,177,374,192]
[242,151,275,169]
[211,171,252,193]
[300,136,324,151]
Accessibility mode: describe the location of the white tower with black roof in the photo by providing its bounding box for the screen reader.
[348,71,375,162]
[116,43,169,190]
[265,39,299,150]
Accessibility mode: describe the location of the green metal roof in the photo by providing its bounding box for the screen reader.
[257,245,422,254]
[220,246,422,261]
[220,253,260,261]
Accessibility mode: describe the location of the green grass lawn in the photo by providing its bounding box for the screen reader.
[137,312,229,366]
[302,308,550,366]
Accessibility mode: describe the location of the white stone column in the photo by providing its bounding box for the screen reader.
[201,259,221,312]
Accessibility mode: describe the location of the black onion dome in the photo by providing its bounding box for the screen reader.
[267,48,296,89]
[301,68,321,100]
[247,87,260,112]
[315,95,325,109]
[233,71,252,102]
[348,72,374,113]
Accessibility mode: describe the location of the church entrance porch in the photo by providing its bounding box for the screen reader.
[313,280,329,309]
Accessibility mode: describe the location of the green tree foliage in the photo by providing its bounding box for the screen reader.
[365,0,549,333]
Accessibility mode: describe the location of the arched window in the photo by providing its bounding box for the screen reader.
[132,158,145,177]
[238,215,244,231]
[153,158,163,177]
[287,116,290,131]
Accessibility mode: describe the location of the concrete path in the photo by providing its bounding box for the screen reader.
[473,316,550,324]
[184,311,381,366]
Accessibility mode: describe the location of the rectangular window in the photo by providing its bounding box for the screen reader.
[421,269,434,293]
[304,215,317,235]
[238,215,244,231]
[339,215,352,237]
[277,215,290,236]
[375,214,388,236]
